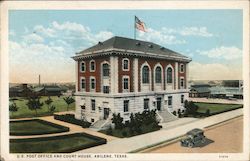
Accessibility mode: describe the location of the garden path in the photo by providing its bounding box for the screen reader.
[10,114,118,141]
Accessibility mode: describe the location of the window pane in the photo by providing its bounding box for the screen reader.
[91,100,95,111]
[142,66,149,83]
[81,79,85,89]
[144,98,149,109]
[103,63,109,76]
[81,62,85,71]
[91,61,95,71]
[155,67,162,83]
[167,68,172,83]
[123,59,129,70]
[123,78,129,89]
[124,100,129,112]
[168,96,172,106]
[181,95,184,103]
[91,79,95,89]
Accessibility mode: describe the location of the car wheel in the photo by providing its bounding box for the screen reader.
[188,142,194,148]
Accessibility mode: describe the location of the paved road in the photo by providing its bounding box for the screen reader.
[145,116,243,153]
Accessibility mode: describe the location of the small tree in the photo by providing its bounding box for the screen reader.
[184,100,198,116]
[9,102,18,117]
[63,96,75,111]
[26,96,43,116]
[44,97,53,112]
[205,109,210,117]
[49,105,56,114]
[111,113,124,129]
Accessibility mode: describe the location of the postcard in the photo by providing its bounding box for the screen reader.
[0,1,249,161]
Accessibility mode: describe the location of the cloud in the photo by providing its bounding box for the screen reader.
[34,25,56,37]
[198,46,242,60]
[138,28,186,45]
[179,27,213,37]
[23,33,44,43]
[189,61,242,80]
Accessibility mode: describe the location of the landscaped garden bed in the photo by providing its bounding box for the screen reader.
[54,114,91,128]
[10,133,107,153]
[10,119,69,136]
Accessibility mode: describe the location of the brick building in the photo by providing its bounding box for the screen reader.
[72,36,191,128]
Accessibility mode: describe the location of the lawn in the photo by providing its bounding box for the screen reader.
[10,133,106,153]
[10,119,69,136]
[194,102,243,115]
[9,96,75,119]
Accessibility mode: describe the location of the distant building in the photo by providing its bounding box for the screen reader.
[189,84,211,98]
[33,85,63,96]
[72,36,191,128]
[210,86,243,99]
[9,84,33,97]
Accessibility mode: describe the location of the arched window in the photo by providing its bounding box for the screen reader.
[90,60,95,72]
[102,63,109,77]
[142,66,150,84]
[123,59,129,71]
[155,66,162,83]
[167,67,173,83]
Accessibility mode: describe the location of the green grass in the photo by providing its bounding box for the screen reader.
[10,119,69,136]
[9,96,75,119]
[10,133,106,153]
[194,102,243,114]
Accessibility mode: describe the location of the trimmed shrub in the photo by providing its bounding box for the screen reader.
[54,114,91,128]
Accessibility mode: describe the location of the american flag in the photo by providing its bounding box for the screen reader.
[135,16,146,32]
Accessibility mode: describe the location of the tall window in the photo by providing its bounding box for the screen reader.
[90,78,95,90]
[123,100,129,112]
[91,99,95,111]
[81,78,85,90]
[123,59,129,71]
[155,66,162,83]
[167,67,173,83]
[142,66,150,84]
[168,96,172,107]
[181,95,184,104]
[80,61,85,72]
[180,64,184,73]
[180,78,185,88]
[123,77,129,90]
[144,98,150,110]
[102,63,109,77]
[90,60,95,72]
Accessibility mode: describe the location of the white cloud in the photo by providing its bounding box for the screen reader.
[198,46,242,60]
[23,33,44,43]
[138,28,186,45]
[189,61,242,80]
[179,27,213,37]
[34,25,56,37]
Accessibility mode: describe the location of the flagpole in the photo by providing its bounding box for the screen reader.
[134,16,136,39]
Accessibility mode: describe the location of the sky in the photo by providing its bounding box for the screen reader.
[9,10,243,83]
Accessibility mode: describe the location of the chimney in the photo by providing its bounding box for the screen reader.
[39,75,41,87]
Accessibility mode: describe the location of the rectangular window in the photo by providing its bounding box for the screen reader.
[181,95,184,103]
[80,62,85,72]
[90,61,95,72]
[123,78,129,90]
[180,78,185,88]
[168,96,172,107]
[91,99,95,111]
[81,78,85,90]
[91,78,95,90]
[103,86,110,93]
[144,98,150,110]
[123,100,129,112]
[180,64,184,73]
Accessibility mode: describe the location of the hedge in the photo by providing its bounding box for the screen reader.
[54,114,91,128]
[10,133,107,153]
[10,119,69,136]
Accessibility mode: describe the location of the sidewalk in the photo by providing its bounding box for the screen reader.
[76,108,243,153]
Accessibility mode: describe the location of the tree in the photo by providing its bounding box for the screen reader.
[184,100,198,116]
[26,96,43,116]
[111,113,124,129]
[9,102,18,117]
[49,105,56,114]
[44,97,53,112]
[63,96,75,111]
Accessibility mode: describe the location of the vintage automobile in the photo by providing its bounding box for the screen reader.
[180,128,206,148]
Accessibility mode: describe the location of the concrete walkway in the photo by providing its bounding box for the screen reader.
[189,97,243,105]
[10,115,118,141]
[76,108,243,153]
[160,117,199,129]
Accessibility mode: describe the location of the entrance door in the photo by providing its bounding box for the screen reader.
[156,97,162,111]
[103,108,109,120]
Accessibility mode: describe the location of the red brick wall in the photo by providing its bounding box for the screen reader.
[118,56,134,93]
[77,56,110,92]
